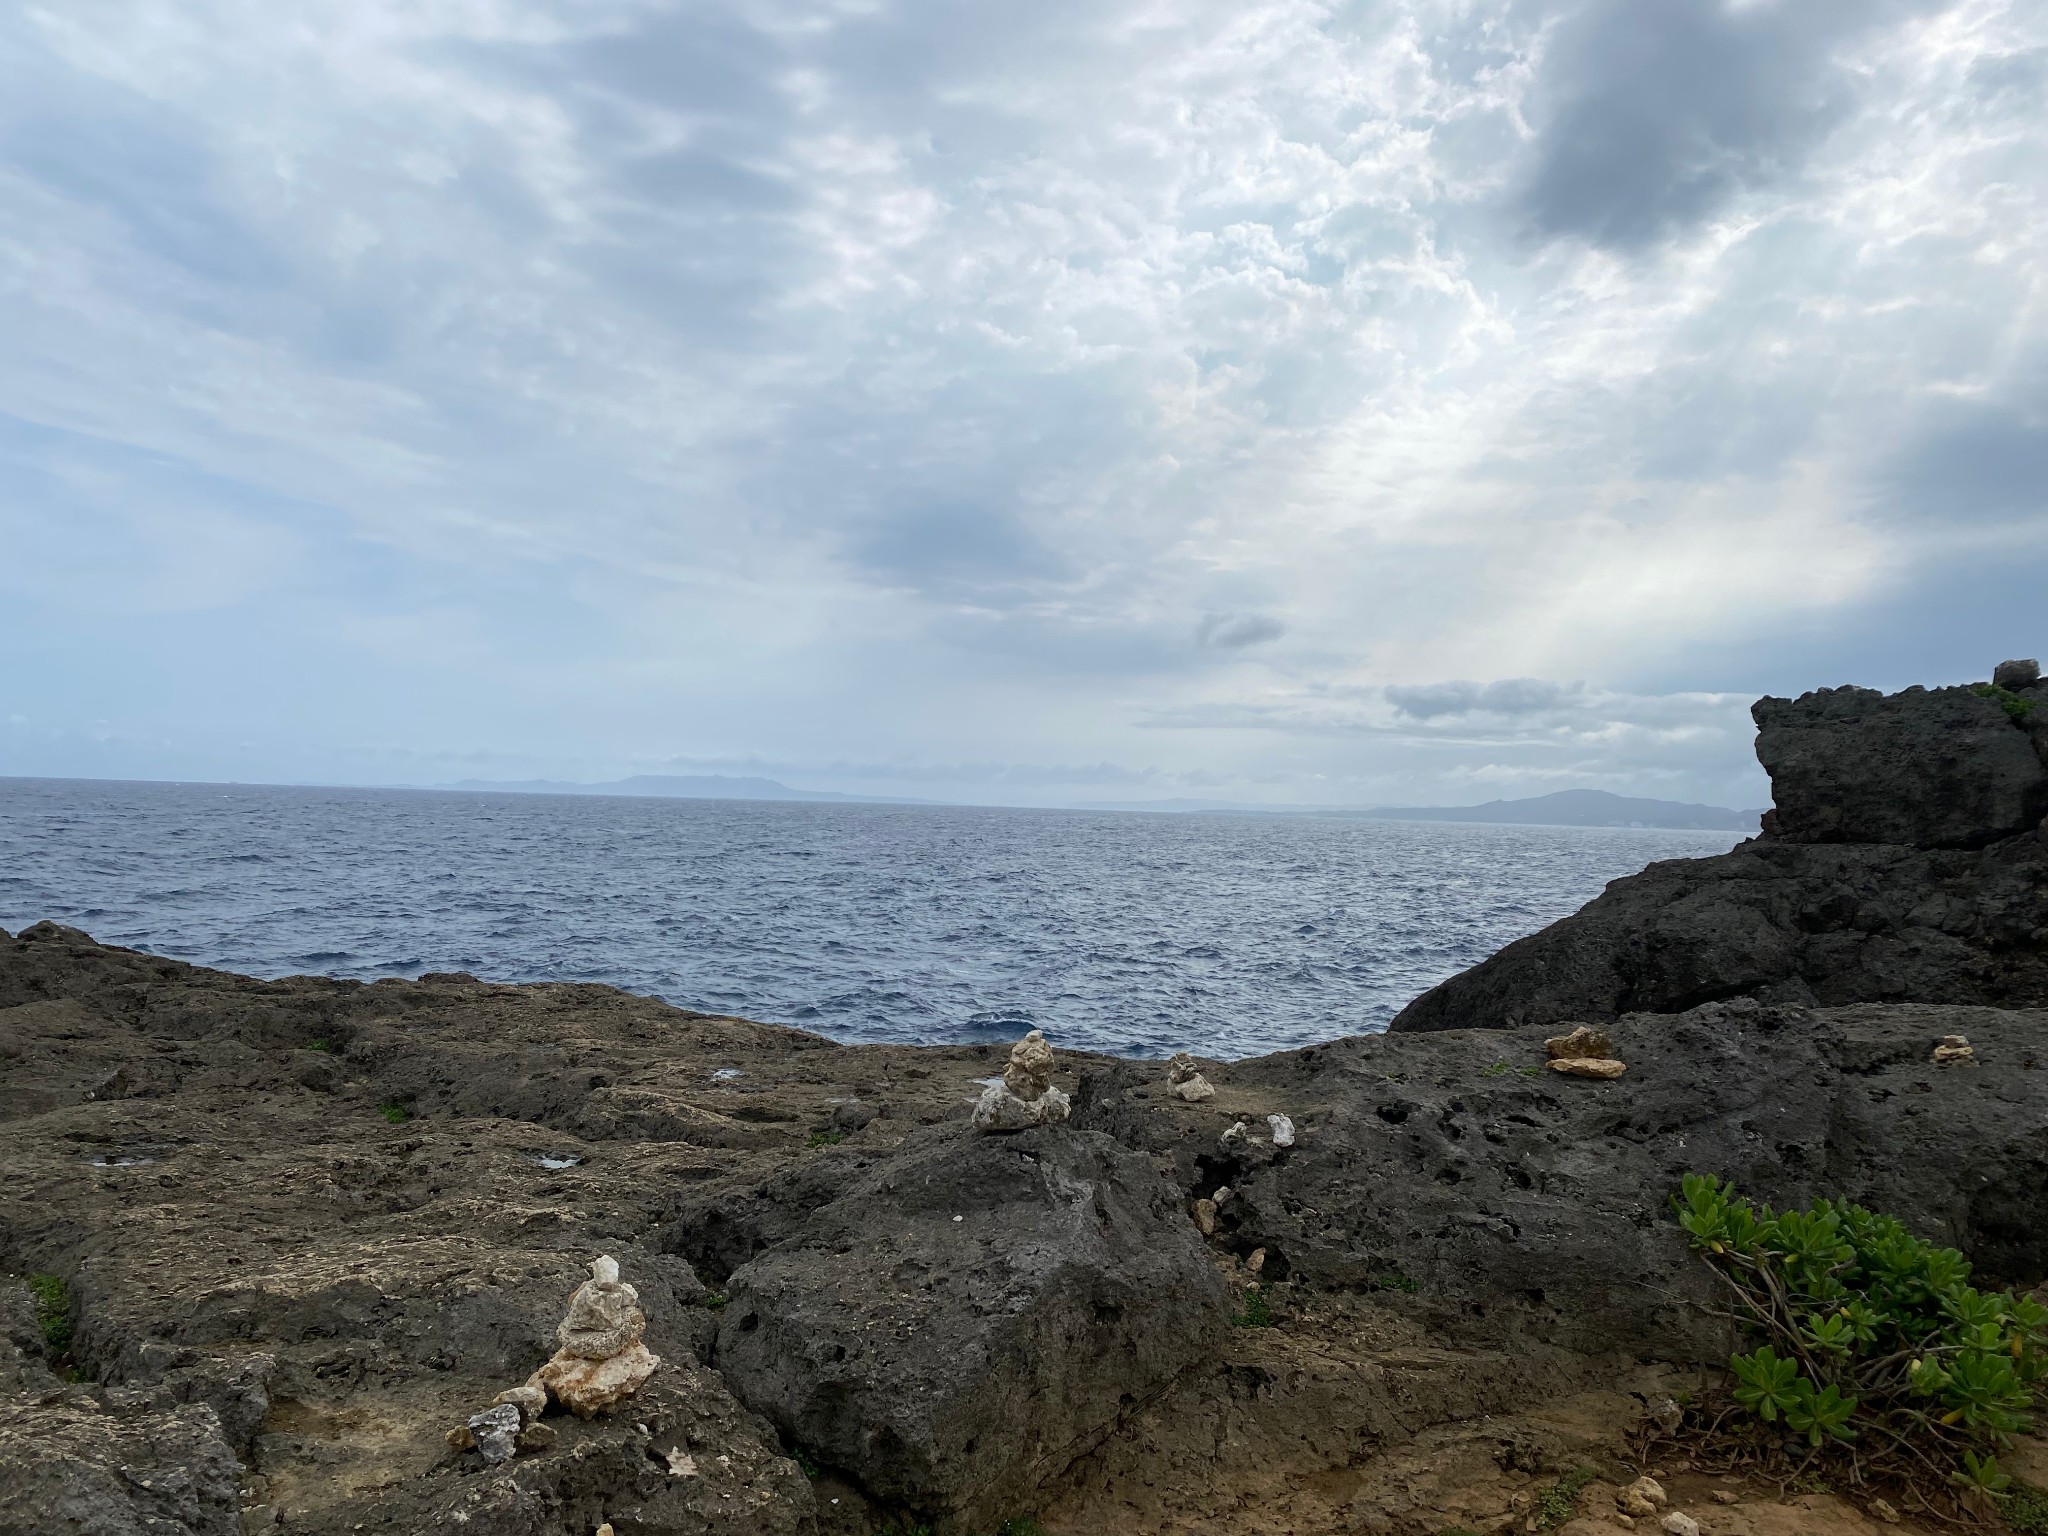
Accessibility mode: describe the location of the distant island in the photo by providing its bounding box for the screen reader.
[439,773,926,805]
[1081,787,1762,831]
[441,778,1758,828]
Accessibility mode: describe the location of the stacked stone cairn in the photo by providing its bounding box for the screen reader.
[1166,1052,1216,1101]
[971,1029,1072,1131]
[1545,1024,1627,1079]
[449,1254,661,1462]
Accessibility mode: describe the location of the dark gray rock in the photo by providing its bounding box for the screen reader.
[1994,658,2041,690]
[712,1123,1229,1534]
[0,1397,243,1536]
[1390,833,2048,1032]
[1082,1001,2048,1365]
[830,1099,878,1133]
[1392,676,2048,1034]
[1754,684,2048,848]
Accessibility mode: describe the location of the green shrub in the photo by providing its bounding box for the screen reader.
[994,1520,1044,1536]
[376,1101,409,1124]
[807,1129,844,1148]
[1673,1174,2045,1483]
[1971,682,2039,722]
[27,1272,71,1355]
[1233,1287,1276,1328]
[307,1039,332,1052]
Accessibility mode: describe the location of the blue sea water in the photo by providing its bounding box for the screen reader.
[0,777,1742,1059]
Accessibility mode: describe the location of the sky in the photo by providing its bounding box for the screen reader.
[1,0,2044,810]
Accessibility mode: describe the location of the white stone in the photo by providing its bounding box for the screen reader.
[1267,1114,1295,1147]
[666,1447,698,1477]
[1659,1514,1699,1536]
[972,1081,1071,1131]
[1618,1476,1666,1516]
[1172,1075,1216,1102]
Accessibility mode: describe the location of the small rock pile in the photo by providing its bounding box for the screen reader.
[1166,1052,1216,1102]
[1545,1024,1626,1080]
[972,1029,1072,1131]
[1933,1033,1975,1066]
[448,1255,661,1463]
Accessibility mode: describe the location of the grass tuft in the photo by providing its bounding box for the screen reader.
[28,1272,71,1355]
[1531,1466,1599,1531]
[807,1129,844,1148]
[376,1100,409,1124]
[1233,1287,1276,1329]
[2003,1481,2048,1534]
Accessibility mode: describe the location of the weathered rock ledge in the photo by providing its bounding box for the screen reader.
[2,666,2045,1536]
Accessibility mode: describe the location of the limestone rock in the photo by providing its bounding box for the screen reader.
[972,1079,1071,1130]
[516,1421,556,1451]
[972,1029,1073,1131]
[1658,1513,1698,1536]
[1004,1028,1056,1098]
[493,1383,547,1423]
[1994,658,2041,690]
[527,1254,662,1417]
[1549,1057,1626,1080]
[1267,1113,1295,1147]
[1167,1052,1216,1102]
[557,1254,645,1358]
[1618,1476,1666,1516]
[1870,1495,1901,1523]
[1192,1198,1218,1235]
[537,1340,661,1418]
[466,1402,522,1464]
[1546,1025,1612,1060]
[1933,1034,1975,1066]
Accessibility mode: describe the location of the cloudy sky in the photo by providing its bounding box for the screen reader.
[2,0,2043,808]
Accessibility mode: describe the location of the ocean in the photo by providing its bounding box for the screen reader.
[0,777,1741,1059]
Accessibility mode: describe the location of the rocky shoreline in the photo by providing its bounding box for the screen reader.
[4,667,2047,1536]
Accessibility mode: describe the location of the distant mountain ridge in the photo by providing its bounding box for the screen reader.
[1355,788,1761,831]
[440,774,925,805]
[1080,788,1761,831]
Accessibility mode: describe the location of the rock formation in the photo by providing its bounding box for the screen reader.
[533,1255,661,1418]
[1545,1023,1627,1078]
[7,661,2048,1535]
[1166,1052,1215,1101]
[970,1028,1072,1130]
[1391,664,2048,1033]
[710,1124,1229,1533]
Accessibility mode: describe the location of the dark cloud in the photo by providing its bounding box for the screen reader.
[1196,612,1285,649]
[1883,400,2048,527]
[1517,0,1940,249]
[1386,678,1583,719]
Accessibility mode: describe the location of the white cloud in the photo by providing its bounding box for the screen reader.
[0,0,2042,805]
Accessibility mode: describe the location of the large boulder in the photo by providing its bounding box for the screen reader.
[1080,1001,2048,1363]
[1753,684,2048,848]
[712,1123,1229,1534]
[1391,670,2048,1034]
